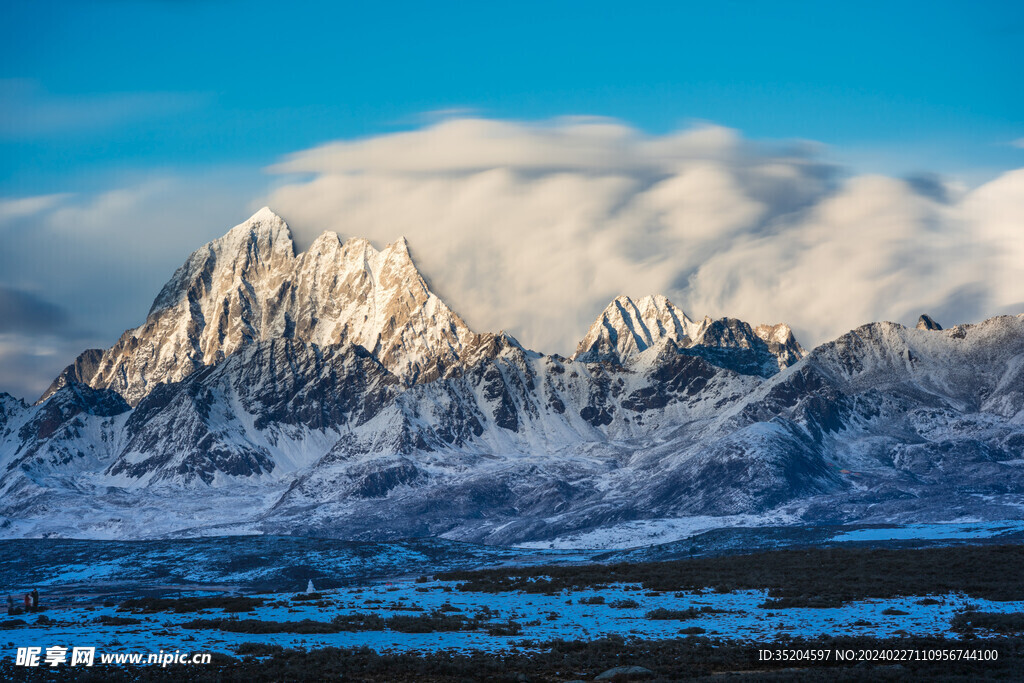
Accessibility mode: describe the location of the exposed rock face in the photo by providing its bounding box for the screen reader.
[1,208,1022,544]
[573,295,704,363]
[38,349,104,404]
[573,295,804,376]
[55,208,477,406]
[108,339,394,485]
[753,323,805,368]
[917,314,943,331]
[0,383,129,507]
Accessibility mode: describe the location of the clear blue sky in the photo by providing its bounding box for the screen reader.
[2,0,1023,196]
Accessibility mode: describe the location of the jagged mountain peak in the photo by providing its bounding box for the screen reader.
[148,207,296,317]
[248,205,286,224]
[46,212,478,406]
[572,294,702,363]
[572,294,803,375]
[6,307,1024,540]
[38,348,105,405]
[754,323,797,346]
[227,206,290,238]
[917,314,943,331]
[206,206,294,263]
[302,233,417,277]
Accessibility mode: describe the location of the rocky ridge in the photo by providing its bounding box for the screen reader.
[41,208,479,406]
[2,209,1022,543]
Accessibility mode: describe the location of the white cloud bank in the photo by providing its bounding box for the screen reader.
[265,116,1024,354]
[2,117,1021,399]
[0,174,260,399]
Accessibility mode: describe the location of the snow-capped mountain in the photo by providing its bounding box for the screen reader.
[2,208,1023,542]
[572,294,804,375]
[40,208,478,406]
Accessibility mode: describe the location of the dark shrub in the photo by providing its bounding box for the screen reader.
[121,596,265,613]
[645,607,723,620]
[487,620,523,636]
[291,592,325,601]
[952,612,1024,633]
[610,599,640,609]
[181,618,341,634]
[96,615,142,626]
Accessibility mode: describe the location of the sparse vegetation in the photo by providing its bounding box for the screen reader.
[290,592,325,601]
[486,619,522,636]
[180,609,502,634]
[759,596,845,609]
[951,611,1024,633]
[120,595,265,613]
[609,599,640,609]
[181,617,343,634]
[95,615,142,626]
[442,545,1024,606]
[645,606,724,620]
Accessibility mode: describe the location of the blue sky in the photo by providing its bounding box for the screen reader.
[1,0,1023,400]
[2,0,1023,195]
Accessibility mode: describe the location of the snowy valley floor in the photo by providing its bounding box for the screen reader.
[2,524,1024,680]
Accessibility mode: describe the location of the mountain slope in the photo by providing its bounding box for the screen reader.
[572,294,804,376]
[42,208,479,406]
[2,209,1022,543]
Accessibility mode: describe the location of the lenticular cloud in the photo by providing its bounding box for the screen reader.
[264,116,1024,354]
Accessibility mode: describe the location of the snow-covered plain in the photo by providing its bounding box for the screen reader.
[2,524,1023,662]
[2,577,1019,658]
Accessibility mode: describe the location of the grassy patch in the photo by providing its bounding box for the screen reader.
[95,615,142,626]
[181,617,342,634]
[759,596,844,609]
[120,595,265,613]
[645,606,724,620]
[181,609,495,634]
[441,545,1024,607]
[291,592,326,601]
[951,611,1024,634]
[881,608,910,616]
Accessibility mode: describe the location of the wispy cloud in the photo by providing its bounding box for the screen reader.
[0,171,259,399]
[0,79,209,139]
[0,193,72,221]
[2,116,1022,398]
[265,116,1024,354]
[0,286,70,335]
[0,286,103,401]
